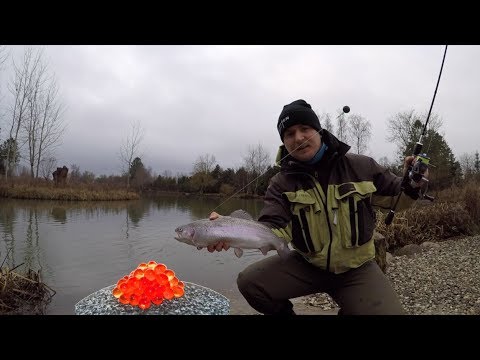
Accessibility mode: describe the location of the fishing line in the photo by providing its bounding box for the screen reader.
[209,132,319,214]
[419,45,448,157]
[420,45,449,164]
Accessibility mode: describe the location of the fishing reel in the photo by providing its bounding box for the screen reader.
[409,153,429,183]
[409,153,434,201]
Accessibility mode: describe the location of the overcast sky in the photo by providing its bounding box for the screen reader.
[1,45,478,177]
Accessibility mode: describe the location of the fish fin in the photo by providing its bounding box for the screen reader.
[234,248,244,258]
[229,209,254,220]
[259,246,270,256]
[197,246,203,250]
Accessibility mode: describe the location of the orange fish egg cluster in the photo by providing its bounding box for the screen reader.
[112,261,185,310]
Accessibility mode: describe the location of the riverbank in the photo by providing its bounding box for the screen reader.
[222,287,339,315]
[0,264,56,315]
[301,235,480,315]
[0,184,263,201]
[0,184,139,201]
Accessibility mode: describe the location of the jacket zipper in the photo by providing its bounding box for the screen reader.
[298,209,312,253]
[311,171,334,272]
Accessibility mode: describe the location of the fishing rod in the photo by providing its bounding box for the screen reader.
[210,105,351,215]
[385,45,448,226]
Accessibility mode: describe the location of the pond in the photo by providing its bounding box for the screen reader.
[0,195,269,314]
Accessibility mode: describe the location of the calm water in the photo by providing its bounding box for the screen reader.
[0,195,268,314]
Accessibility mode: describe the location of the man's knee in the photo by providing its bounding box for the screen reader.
[236,269,252,296]
[236,269,295,315]
[236,265,267,302]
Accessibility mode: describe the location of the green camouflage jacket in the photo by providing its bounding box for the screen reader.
[258,129,419,273]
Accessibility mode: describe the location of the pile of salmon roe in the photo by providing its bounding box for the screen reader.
[112,261,185,310]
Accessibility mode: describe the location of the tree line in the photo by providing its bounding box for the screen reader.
[115,144,278,196]
[119,106,479,196]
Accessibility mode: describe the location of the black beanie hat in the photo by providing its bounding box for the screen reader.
[277,99,321,140]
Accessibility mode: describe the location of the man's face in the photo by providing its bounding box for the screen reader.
[283,124,322,162]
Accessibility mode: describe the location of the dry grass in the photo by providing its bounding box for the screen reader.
[0,255,56,315]
[463,182,480,232]
[376,201,476,251]
[374,181,480,252]
[0,184,139,201]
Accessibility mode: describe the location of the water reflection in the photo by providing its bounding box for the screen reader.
[51,207,67,224]
[0,200,15,268]
[0,196,266,314]
[127,200,150,226]
[0,201,53,280]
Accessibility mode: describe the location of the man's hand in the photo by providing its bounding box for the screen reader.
[404,155,429,188]
[205,212,230,253]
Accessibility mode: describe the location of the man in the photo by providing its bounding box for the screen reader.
[206,99,426,315]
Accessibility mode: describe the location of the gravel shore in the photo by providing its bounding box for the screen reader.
[302,235,480,315]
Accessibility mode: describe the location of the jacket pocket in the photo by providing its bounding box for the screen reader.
[334,182,376,248]
[284,190,319,214]
[283,190,319,254]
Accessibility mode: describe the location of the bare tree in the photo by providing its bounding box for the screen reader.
[475,151,480,174]
[377,155,400,175]
[377,156,390,168]
[349,114,372,155]
[323,113,334,134]
[4,48,44,181]
[0,45,9,138]
[191,153,216,194]
[193,153,216,174]
[4,47,66,179]
[80,170,95,184]
[386,110,442,158]
[70,163,81,183]
[0,45,8,69]
[23,50,48,178]
[336,109,349,143]
[316,111,334,133]
[39,155,56,180]
[33,78,66,178]
[243,143,271,195]
[119,120,144,188]
[0,45,8,96]
[459,152,476,180]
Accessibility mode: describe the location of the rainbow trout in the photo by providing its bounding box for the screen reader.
[174,209,290,260]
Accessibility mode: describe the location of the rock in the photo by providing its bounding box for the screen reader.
[75,282,230,315]
[386,251,393,266]
[373,231,387,273]
[395,244,423,257]
[420,241,440,251]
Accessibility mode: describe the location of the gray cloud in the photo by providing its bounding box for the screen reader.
[1,45,478,176]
